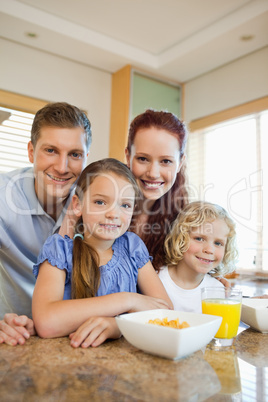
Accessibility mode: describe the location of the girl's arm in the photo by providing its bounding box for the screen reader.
[32,261,171,339]
[137,261,173,309]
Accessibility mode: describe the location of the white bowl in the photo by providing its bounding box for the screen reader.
[115,309,222,360]
[241,298,268,333]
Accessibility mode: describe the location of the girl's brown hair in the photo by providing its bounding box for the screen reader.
[164,201,238,277]
[127,109,189,271]
[71,158,140,299]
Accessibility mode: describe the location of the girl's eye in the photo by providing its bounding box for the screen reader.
[95,200,105,205]
[194,237,203,242]
[121,203,132,209]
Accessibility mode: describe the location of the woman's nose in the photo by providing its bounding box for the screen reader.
[147,162,160,179]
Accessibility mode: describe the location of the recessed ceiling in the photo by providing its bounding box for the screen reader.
[1,0,268,82]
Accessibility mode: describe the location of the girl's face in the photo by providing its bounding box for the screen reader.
[182,218,229,275]
[73,172,135,244]
[125,127,183,203]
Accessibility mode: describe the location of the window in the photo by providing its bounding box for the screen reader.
[0,106,34,173]
[187,110,268,272]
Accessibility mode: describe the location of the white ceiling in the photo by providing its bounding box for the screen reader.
[1,0,268,82]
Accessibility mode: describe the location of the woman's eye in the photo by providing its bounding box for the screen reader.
[137,156,148,162]
[162,159,172,165]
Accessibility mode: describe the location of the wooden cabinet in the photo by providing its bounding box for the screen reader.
[109,65,182,162]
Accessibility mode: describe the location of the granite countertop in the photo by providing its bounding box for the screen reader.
[1,326,267,401]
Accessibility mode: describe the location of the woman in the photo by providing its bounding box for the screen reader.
[125,109,189,271]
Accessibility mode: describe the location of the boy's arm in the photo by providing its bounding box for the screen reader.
[137,261,173,309]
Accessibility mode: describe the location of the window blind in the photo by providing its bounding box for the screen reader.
[0,106,34,173]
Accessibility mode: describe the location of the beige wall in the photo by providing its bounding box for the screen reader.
[0,38,112,164]
[184,47,268,124]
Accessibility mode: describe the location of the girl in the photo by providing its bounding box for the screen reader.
[158,201,238,313]
[32,158,172,347]
[125,109,189,271]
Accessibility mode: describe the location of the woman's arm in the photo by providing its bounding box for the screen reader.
[137,261,173,309]
[32,261,171,338]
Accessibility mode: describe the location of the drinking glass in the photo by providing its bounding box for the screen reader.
[201,287,242,347]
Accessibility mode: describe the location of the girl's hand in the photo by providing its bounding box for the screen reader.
[69,317,121,348]
[128,293,172,313]
[0,314,36,346]
[216,277,231,288]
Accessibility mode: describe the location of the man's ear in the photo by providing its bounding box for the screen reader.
[72,195,82,217]
[28,141,34,163]
[125,148,130,168]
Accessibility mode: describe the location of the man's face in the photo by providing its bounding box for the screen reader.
[28,126,88,210]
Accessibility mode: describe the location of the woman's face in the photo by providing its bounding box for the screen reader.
[125,127,184,203]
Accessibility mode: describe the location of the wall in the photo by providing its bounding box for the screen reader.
[0,38,112,163]
[184,47,268,124]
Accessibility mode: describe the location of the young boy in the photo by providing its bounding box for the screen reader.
[0,102,92,345]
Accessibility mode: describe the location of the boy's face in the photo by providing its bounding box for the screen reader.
[28,126,88,210]
[182,218,229,275]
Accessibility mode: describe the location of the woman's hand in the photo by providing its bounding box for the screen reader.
[69,317,121,348]
[0,314,36,346]
[127,293,172,313]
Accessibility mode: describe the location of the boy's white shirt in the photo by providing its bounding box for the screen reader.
[158,266,224,314]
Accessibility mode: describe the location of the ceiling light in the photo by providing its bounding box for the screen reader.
[240,35,254,42]
[25,32,38,39]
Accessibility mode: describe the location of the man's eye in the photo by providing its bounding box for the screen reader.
[71,152,82,159]
[46,148,55,154]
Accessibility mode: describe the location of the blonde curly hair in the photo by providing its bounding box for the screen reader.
[164,201,238,277]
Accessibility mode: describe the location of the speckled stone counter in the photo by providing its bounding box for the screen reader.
[0,325,267,401]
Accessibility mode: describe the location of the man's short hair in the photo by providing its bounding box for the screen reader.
[31,102,92,150]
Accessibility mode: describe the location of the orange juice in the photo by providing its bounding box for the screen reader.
[202,298,241,338]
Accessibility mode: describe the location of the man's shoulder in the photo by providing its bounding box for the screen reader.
[0,167,33,188]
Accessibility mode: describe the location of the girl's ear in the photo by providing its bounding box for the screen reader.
[72,195,82,217]
[125,147,130,168]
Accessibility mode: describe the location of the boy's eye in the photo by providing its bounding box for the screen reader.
[215,241,224,247]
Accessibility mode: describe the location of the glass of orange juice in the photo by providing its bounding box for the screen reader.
[201,287,242,347]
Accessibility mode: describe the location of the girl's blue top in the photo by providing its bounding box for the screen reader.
[33,232,152,299]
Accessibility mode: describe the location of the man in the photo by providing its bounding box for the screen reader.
[0,102,91,345]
